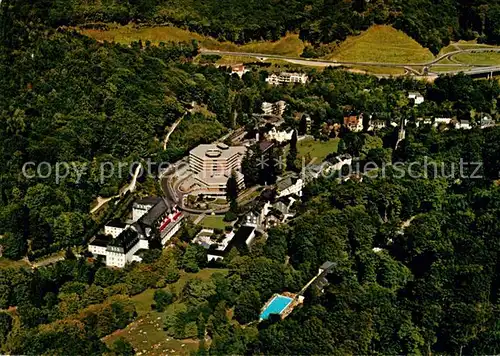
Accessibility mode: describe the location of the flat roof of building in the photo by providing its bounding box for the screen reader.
[190,144,246,160]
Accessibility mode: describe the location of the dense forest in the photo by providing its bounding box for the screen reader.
[3,126,500,354]
[214,124,500,355]
[5,0,500,53]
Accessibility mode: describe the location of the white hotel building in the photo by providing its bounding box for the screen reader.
[266,72,308,85]
[189,143,246,195]
[88,197,183,268]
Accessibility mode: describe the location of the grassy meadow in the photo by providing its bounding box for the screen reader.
[452,52,500,65]
[326,25,434,63]
[80,24,305,56]
[103,268,228,356]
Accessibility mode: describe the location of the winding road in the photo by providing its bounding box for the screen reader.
[202,46,500,76]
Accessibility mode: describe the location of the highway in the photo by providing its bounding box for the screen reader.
[200,46,500,76]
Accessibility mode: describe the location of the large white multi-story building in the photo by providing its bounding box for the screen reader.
[261,101,287,116]
[189,143,246,195]
[88,197,183,268]
[266,72,308,85]
[104,220,127,238]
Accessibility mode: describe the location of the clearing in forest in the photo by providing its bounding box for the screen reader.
[326,25,434,64]
[80,24,305,56]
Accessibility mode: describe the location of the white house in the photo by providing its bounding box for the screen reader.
[456,120,472,130]
[329,154,352,172]
[433,117,452,127]
[132,197,160,222]
[265,127,294,143]
[194,226,256,262]
[104,220,127,238]
[88,227,148,268]
[230,64,249,78]
[368,119,387,131]
[480,115,495,129]
[305,154,352,180]
[276,176,303,198]
[261,100,287,116]
[408,92,424,105]
[88,197,183,268]
[266,72,308,85]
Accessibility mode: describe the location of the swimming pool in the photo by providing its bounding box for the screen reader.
[260,295,293,320]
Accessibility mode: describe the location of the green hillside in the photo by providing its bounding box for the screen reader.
[327,25,435,63]
[7,0,500,54]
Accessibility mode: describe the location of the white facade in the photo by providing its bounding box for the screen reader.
[368,120,387,131]
[480,115,495,129]
[408,92,424,105]
[132,202,154,222]
[104,224,126,238]
[433,117,452,127]
[160,212,184,246]
[245,202,271,228]
[88,234,147,268]
[457,120,472,130]
[88,197,183,268]
[88,243,107,256]
[266,72,308,85]
[265,127,294,143]
[330,155,353,172]
[261,101,287,116]
[277,178,303,198]
[231,64,249,78]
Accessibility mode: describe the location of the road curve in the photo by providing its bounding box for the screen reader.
[201,46,500,74]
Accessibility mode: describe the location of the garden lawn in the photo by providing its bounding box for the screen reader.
[200,215,227,230]
[297,138,339,163]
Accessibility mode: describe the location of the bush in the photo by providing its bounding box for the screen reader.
[110,338,135,356]
[153,290,174,312]
[165,269,181,284]
[141,249,161,264]
[223,211,237,222]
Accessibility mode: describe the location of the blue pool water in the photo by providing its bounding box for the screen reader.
[260,295,293,320]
